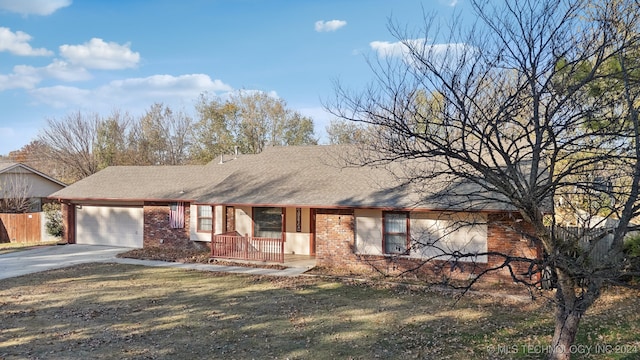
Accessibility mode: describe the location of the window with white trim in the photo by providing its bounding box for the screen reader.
[383,212,409,254]
[197,205,212,232]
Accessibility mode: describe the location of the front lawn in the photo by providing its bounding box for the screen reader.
[0,263,638,359]
[0,241,60,255]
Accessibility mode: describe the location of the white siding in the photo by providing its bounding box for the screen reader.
[284,207,311,255]
[189,204,212,242]
[353,210,488,263]
[410,212,487,263]
[235,206,252,236]
[214,206,224,234]
[354,209,383,255]
[76,205,143,248]
[0,171,64,198]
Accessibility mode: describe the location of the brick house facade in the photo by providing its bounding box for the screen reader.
[314,208,542,283]
[143,202,191,248]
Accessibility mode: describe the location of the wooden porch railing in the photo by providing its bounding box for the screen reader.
[211,233,284,263]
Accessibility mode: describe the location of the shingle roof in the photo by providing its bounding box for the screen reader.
[50,165,216,201]
[50,145,516,211]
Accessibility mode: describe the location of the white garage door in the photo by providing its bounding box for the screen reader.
[76,205,144,248]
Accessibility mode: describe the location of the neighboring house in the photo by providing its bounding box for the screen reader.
[50,145,540,282]
[0,162,66,212]
[0,162,67,242]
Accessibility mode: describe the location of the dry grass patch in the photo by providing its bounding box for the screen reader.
[0,263,638,359]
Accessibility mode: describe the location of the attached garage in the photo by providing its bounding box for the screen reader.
[76,205,143,248]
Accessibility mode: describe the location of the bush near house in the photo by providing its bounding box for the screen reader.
[43,202,63,238]
[624,234,640,283]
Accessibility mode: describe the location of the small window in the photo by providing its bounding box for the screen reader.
[169,202,185,229]
[197,205,213,232]
[254,207,282,238]
[383,212,409,254]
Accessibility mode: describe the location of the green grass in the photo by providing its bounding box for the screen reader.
[0,240,60,254]
[0,263,638,359]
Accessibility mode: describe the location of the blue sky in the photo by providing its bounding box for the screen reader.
[0,0,465,155]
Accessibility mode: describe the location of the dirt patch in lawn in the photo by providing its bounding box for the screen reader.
[0,263,638,359]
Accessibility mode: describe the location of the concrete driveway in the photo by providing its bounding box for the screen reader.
[0,244,129,280]
[0,244,314,280]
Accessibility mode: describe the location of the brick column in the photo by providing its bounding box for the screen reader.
[315,209,356,268]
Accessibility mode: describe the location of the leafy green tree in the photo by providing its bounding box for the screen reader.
[94,110,133,169]
[190,95,239,163]
[325,119,368,144]
[130,103,193,165]
[192,92,317,162]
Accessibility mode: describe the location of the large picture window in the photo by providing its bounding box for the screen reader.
[253,207,282,238]
[197,205,212,232]
[383,212,409,254]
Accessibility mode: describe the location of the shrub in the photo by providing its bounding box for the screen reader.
[43,202,64,238]
[623,234,640,284]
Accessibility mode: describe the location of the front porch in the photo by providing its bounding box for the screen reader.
[209,235,316,269]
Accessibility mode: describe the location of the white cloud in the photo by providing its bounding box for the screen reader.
[315,20,347,32]
[370,39,475,72]
[0,65,41,91]
[0,27,53,56]
[30,74,233,109]
[0,60,91,91]
[0,0,71,16]
[59,38,140,70]
[41,60,92,81]
[371,39,471,60]
[29,85,90,108]
[370,40,411,58]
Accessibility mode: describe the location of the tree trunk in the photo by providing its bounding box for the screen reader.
[548,296,584,360]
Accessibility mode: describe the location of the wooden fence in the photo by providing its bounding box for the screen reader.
[211,233,284,263]
[0,212,42,243]
[547,225,614,263]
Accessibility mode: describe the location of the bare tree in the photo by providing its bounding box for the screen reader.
[37,111,100,183]
[0,174,33,213]
[330,0,640,359]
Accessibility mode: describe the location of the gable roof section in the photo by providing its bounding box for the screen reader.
[0,162,67,188]
[49,165,219,202]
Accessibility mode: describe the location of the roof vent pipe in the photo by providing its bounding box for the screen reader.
[234,146,238,159]
[219,154,224,164]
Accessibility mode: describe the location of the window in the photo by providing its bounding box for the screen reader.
[383,212,409,254]
[296,208,302,232]
[197,205,212,232]
[169,202,185,229]
[253,207,282,238]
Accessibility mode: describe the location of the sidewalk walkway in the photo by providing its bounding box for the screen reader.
[0,244,314,280]
[111,257,312,276]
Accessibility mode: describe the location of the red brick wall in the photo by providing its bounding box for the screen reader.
[143,202,191,248]
[315,209,359,268]
[315,209,542,284]
[485,213,541,282]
